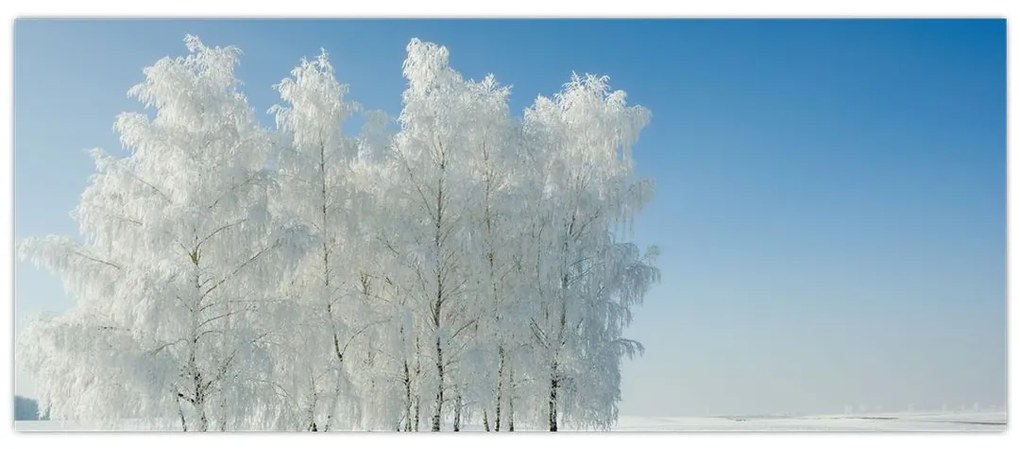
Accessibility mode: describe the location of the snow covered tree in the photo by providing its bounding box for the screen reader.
[19,35,308,430]
[521,73,658,431]
[268,49,367,431]
[384,38,486,431]
[457,72,522,432]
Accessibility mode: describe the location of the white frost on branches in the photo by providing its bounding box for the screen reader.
[18,35,660,432]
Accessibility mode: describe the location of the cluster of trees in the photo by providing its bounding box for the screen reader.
[18,35,659,431]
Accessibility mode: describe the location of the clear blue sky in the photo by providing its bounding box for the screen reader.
[14,19,1006,417]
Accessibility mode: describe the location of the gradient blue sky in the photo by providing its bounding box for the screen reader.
[13,19,1006,417]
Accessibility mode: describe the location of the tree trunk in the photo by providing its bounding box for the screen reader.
[549,361,558,432]
[324,368,343,431]
[414,398,420,432]
[508,387,515,432]
[453,393,462,432]
[414,337,422,431]
[194,372,208,432]
[431,243,445,432]
[320,141,341,434]
[218,396,227,431]
[430,142,448,433]
[197,398,209,432]
[186,248,210,432]
[190,342,209,432]
[549,246,569,433]
[176,392,188,431]
[431,307,444,432]
[495,345,504,431]
[403,360,413,432]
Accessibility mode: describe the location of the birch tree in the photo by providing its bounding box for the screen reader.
[522,73,656,431]
[458,74,522,431]
[386,38,483,431]
[269,49,367,431]
[19,35,308,430]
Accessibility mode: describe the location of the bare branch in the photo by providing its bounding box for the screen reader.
[196,218,248,251]
[202,243,278,299]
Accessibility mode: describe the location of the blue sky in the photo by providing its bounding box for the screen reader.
[14,19,1006,417]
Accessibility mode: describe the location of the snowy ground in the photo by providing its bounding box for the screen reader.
[614,411,1007,431]
[15,411,1007,432]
